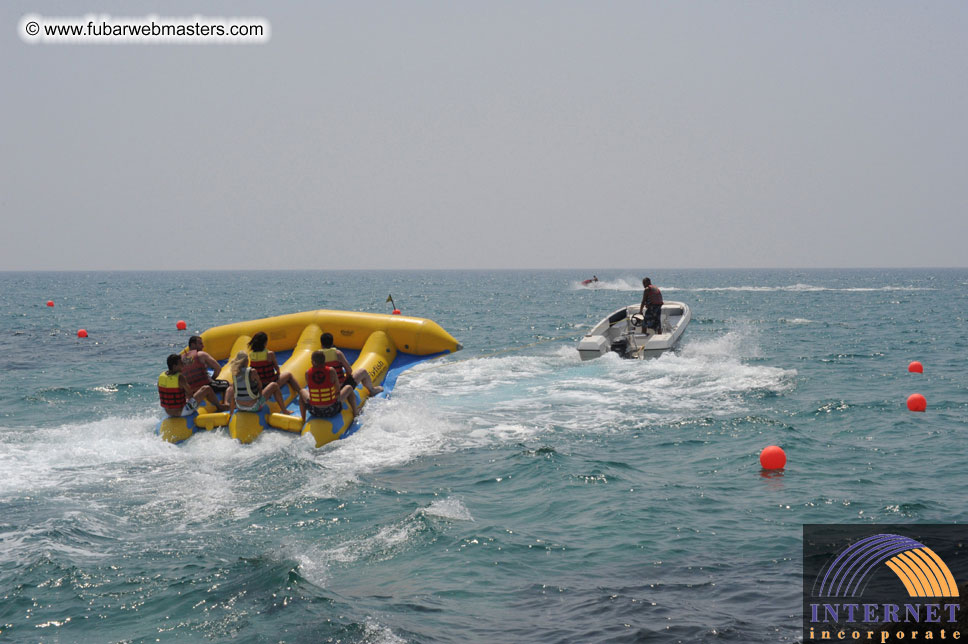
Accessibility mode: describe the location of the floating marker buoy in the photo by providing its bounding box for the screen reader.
[908,361,923,373]
[906,393,926,412]
[77,329,88,338]
[392,309,401,315]
[46,300,54,307]
[759,445,786,470]
[176,320,187,330]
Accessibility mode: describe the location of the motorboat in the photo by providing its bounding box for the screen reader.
[577,302,691,360]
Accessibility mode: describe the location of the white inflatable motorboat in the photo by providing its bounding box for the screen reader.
[577,302,691,360]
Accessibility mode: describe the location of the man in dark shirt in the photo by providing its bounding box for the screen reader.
[637,277,664,335]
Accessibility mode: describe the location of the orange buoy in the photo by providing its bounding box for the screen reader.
[908,361,923,374]
[77,329,88,338]
[392,309,401,315]
[46,300,54,307]
[906,393,926,412]
[176,320,187,331]
[759,445,786,470]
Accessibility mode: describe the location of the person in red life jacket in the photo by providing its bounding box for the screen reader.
[319,332,384,397]
[158,354,223,417]
[637,277,664,335]
[246,331,298,396]
[180,336,229,410]
[224,351,286,413]
[298,350,358,422]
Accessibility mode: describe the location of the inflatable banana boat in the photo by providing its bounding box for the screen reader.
[156,309,461,447]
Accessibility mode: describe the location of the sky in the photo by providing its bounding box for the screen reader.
[2,1,967,270]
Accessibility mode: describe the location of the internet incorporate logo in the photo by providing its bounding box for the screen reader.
[815,533,959,599]
[803,525,965,643]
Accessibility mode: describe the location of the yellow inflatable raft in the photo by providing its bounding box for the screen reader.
[156,309,461,447]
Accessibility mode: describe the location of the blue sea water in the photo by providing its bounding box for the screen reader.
[0,269,965,643]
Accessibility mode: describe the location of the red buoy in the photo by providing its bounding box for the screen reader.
[759,445,786,470]
[392,309,401,315]
[77,329,88,338]
[906,393,926,412]
[908,361,923,374]
[46,300,54,307]
[176,320,187,331]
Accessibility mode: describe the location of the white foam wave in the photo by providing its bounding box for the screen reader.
[0,402,470,534]
[0,512,114,566]
[0,413,172,497]
[288,497,471,590]
[391,325,795,440]
[421,497,474,522]
[779,318,812,325]
[324,520,416,564]
[362,619,407,644]
[0,412,321,530]
[312,398,463,480]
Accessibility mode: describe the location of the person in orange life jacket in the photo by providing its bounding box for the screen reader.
[638,277,664,335]
[298,350,357,422]
[180,336,229,411]
[224,351,286,413]
[247,331,298,395]
[319,332,384,397]
[158,354,224,417]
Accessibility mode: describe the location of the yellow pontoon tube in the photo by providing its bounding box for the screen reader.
[156,309,461,447]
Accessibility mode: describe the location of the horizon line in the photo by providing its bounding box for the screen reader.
[1,266,966,274]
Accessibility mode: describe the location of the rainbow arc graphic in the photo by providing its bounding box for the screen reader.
[816,534,959,598]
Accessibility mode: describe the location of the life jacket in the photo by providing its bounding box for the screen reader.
[306,365,339,408]
[181,351,211,390]
[645,285,664,307]
[234,367,260,404]
[248,350,279,384]
[158,371,186,409]
[320,347,346,383]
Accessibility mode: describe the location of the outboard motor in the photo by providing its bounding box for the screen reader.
[610,338,629,356]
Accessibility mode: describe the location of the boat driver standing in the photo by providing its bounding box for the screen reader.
[638,277,664,335]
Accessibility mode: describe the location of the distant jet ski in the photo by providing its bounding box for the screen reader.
[581,276,600,286]
[577,302,691,360]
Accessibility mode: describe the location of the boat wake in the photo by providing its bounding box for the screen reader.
[571,280,932,293]
[397,326,796,440]
[668,283,933,293]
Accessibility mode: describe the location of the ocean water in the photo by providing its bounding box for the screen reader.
[0,269,965,643]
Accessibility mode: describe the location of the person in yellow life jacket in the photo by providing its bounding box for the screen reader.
[247,331,298,396]
[158,354,223,417]
[298,350,358,422]
[319,332,384,397]
[224,351,286,413]
[637,277,664,335]
[180,336,229,411]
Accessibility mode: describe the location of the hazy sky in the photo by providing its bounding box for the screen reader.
[3,1,966,270]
